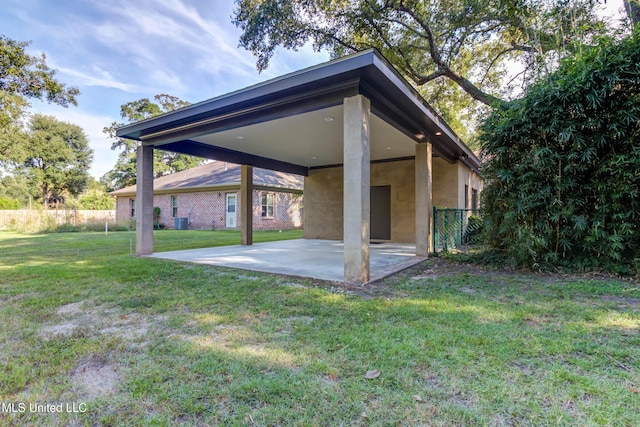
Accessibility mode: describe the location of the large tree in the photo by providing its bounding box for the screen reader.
[19,114,93,208]
[102,94,206,191]
[0,35,79,160]
[233,0,612,138]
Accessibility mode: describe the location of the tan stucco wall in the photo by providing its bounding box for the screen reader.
[371,159,415,243]
[432,157,459,208]
[457,163,484,209]
[304,167,344,240]
[304,157,483,242]
[431,158,483,209]
[304,159,416,243]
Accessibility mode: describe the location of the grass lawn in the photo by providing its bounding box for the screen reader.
[0,230,639,426]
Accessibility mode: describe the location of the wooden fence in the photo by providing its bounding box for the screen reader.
[0,210,116,228]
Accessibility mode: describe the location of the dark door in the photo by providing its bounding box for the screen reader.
[370,185,391,240]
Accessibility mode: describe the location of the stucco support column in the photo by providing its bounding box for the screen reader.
[135,144,154,256]
[343,95,370,284]
[415,142,433,256]
[240,165,253,245]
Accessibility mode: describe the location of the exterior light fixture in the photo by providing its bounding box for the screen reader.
[324,117,334,122]
[435,131,443,136]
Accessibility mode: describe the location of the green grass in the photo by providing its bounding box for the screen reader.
[1,230,639,426]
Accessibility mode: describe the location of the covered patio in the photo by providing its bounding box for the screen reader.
[150,239,424,283]
[117,49,480,284]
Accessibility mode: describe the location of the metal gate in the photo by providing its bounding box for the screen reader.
[433,208,480,252]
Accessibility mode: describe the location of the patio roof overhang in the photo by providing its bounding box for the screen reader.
[116,49,480,177]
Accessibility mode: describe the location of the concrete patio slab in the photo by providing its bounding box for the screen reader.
[149,239,426,283]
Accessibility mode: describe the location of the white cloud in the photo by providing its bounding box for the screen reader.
[55,66,146,93]
[87,0,259,92]
[163,0,255,67]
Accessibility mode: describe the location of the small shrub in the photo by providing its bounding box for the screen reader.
[464,214,484,244]
[55,223,81,233]
[111,222,133,232]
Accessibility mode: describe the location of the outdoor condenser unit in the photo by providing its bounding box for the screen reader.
[174,217,188,230]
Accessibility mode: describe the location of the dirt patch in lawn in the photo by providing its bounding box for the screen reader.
[40,300,161,343]
[71,357,120,400]
[57,301,85,316]
[600,295,640,309]
[41,321,80,338]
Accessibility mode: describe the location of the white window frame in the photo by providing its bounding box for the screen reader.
[171,195,178,217]
[261,192,275,219]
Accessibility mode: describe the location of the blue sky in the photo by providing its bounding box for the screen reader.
[0,0,328,179]
[1,0,626,179]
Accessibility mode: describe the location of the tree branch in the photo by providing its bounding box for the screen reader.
[442,68,504,106]
[480,46,523,85]
[391,3,504,106]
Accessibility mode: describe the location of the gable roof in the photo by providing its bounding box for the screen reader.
[110,162,303,196]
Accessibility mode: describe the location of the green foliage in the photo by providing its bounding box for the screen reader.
[102,94,206,191]
[76,190,115,210]
[4,114,94,211]
[88,195,115,211]
[0,172,36,207]
[0,196,19,209]
[624,0,640,26]
[16,115,93,208]
[480,31,640,274]
[233,0,611,140]
[0,35,79,161]
[463,214,484,244]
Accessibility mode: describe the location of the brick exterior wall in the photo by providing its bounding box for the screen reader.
[115,198,134,225]
[116,189,303,231]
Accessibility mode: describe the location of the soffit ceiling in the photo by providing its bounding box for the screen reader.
[164,105,418,169]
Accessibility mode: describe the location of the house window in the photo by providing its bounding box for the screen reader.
[464,184,469,209]
[261,193,275,218]
[171,196,178,217]
[471,188,478,210]
[129,199,135,217]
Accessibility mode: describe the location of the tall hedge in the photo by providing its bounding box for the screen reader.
[480,31,640,273]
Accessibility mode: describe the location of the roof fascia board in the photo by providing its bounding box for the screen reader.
[116,51,376,140]
[143,79,360,146]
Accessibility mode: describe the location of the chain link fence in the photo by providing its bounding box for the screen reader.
[432,208,482,253]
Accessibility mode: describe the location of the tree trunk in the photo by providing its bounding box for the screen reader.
[42,184,48,209]
[624,0,640,26]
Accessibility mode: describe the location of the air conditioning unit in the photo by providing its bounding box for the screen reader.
[174,217,188,230]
